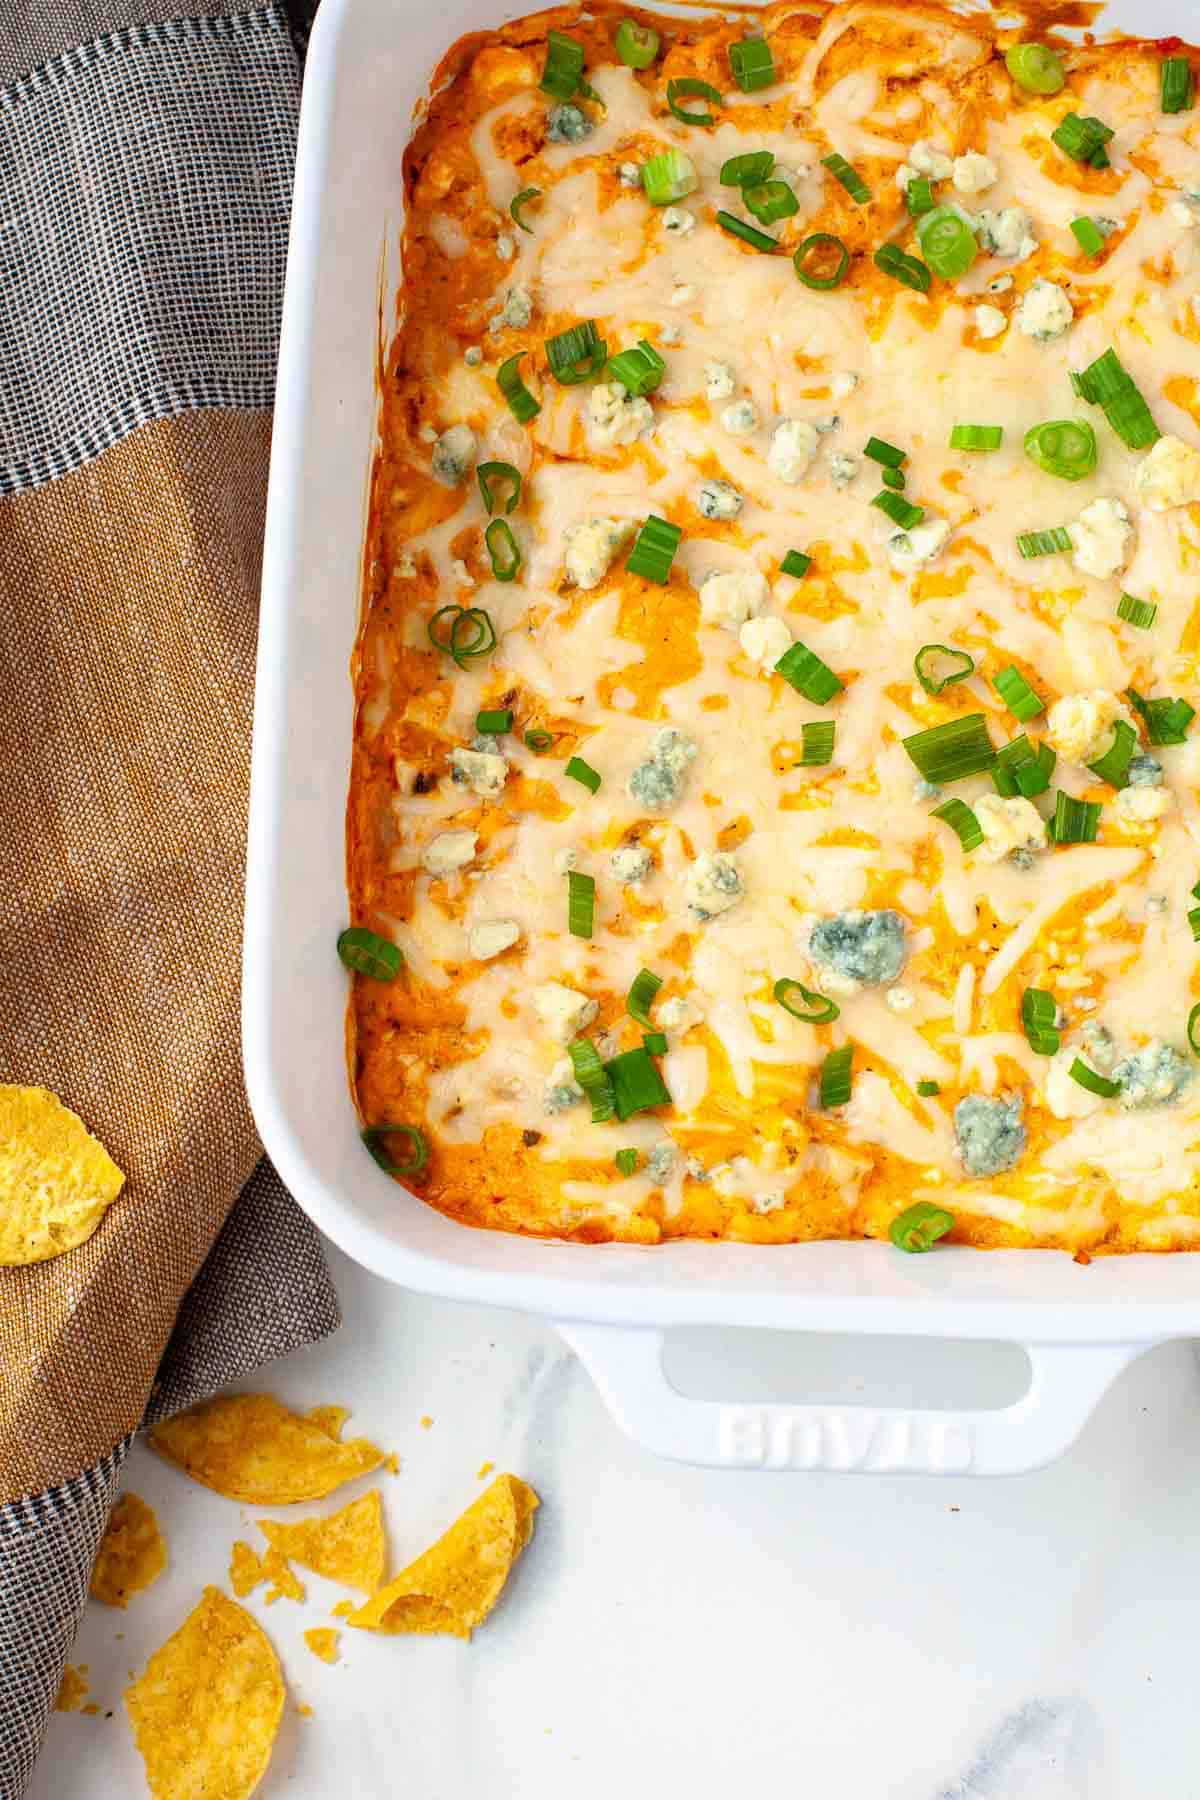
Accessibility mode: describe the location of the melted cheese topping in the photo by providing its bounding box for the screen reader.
[348,1,1200,1253]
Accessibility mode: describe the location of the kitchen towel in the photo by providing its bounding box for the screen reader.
[0,2,337,1790]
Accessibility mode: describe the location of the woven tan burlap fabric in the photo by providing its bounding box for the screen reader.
[0,410,273,1503]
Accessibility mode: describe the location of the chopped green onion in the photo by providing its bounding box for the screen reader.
[604,1046,671,1120]
[774,978,840,1024]
[881,466,906,491]
[626,515,681,583]
[780,549,812,579]
[567,869,596,938]
[1162,55,1194,114]
[1068,1057,1119,1098]
[337,926,403,982]
[428,604,497,669]
[1073,348,1158,449]
[873,243,932,292]
[716,210,778,252]
[626,967,662,1026]
[993,734,1055,798]
[872,490,924,530]
[475,709,513,735]
[641,148,698,205]
[666,76,722,126]
[541,30,586,100]
[914,644,975,696]
[484,518,521,582]
[793,233,850,289]
[615,18,659,69]
[864,436,906,468]
[524,729,554,753]
[819,1044,854,1108]
[362,1124,429,1177]
[721,150,775,187]
[905,176,935,218]
[1049,791,1101,844]
[477,461,521,515]
[1052,112,1113,168]
[1021,986,1061,1056]
[903,713,996,783]
[1016,525,1072,558]
[917,1080,941,1097]
[565,755,601,793]
[889,1200,955,1253]
[800,720,836,765]
[615,1147,640,1176]
[1189,1003,1200,1055]
[1069,216,1107,257]
[949,424,1003,451]
[607,339,665,396]
[1128,688,1195,745]
[1189,906,1200,943]
[545,321,607,386]
[1117,592,1157,630]
[822,152,871,204]
[643,1031,668,1056]
[729,35,775,93]
[931,797,983,852]
[510,187,541,232]
[774,641,843,703]
[496,353,540,424]
[1023,419,1097,482]
[744,180,799,225]
[1005,42,1065,95]
[993,664,1044,723]
[569,1036,616,1122]
[917,206,978,280]
[1086,718,1137,788]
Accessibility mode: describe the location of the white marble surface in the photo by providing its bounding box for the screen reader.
[32,1238,1200,1800]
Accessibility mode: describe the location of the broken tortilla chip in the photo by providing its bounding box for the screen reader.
[229,1541,265,1599]
[56,1666,89,1712]
[303,1629,340,1665]
[0,1084,124,1266]
[258,1491,385,1596]
[306,1405,349,1439]
[347,1474,538,1641]
[90,1493,166,1610]
[124,1587,284,1800]
[148,1394,385,1504]
[262,1548,305,1606]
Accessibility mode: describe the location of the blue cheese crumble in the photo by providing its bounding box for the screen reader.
[546,103,593,143]
[628,728,698,811]
[1112,1042,1193,1110]
[809,909,907,994]
[954,1094,1027,1177]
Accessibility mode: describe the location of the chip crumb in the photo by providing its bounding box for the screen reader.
[56,1666,89,1712]
[419,1416,433,1430]
[0,1084,125,1266]
[262,1547,305,1606]
[383,1452,400,1475]
[259,1491,385,1596]
[124,1588,284,1800]
[297,1703,314,1719]
[229,1541,265,1599]
[331,1599,355,1619]
[90,1494,166,1610]
[476,1461,495,1480]
[81,1704,100,1717]
[304,1628,341,1665]
[347,1474,539,1641]
[149,1394,386,1504]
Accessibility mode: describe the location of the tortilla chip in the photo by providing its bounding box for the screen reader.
[56,1666,89,1712]
[229,1542,265,1599]
[304,1629,340,1665]
[262,1548,305,1606]
[148,1394,385,1504]
[124,1588,284,1800]
[306,1405,349,1439]
[90,1493,166,1609]
[258,1491,385,1596]
[330,1599,354,1619]
[347,1474,538,1641]
[0,1084,124,1266]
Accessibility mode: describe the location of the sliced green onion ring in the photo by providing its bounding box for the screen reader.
[819,1044,854,1108]
[1016,525,1072,558]
[917,206,978,280]
[1070,216,1107,257]
[993,734,1055,799]
[872,490,923,530]
[496,353,540,424]
[822,151,871,203]
[1072,348,1158,450]
[950,424,1003,451]
[873,243,932,292]
[914,644,975,696]
[615,18,660,69]
[800,720,836,765]
[882,466,906,491]
[1068,1057,1119,1098]
[780,549,812,578]
[524,728,554,753]
[541,29,586,100]
[716,210,777,252]
[666,76,722,126]
[626,515,681,583]
[1162,54,1195,114]
[1052,112,1114,168]
[565,754,601,793]
[864,436,905,468]
[510,187,542,232]
[890,1200,955,1253]
[744,180,798,225]
[917,1080,941,1097]
[905,176,935,218]
[615,1147,640,1177]
[729,35,775,93]
[604,1046,671,1121]
[362,1123,429,1176]
[903,714,996,784]
[1188,1002,1200,1055]
[569,1036,616,1122]
[1005,42,1065,95]
[773,978,839,1024]
[567,869,596,938]
[627,967,663,1026]
[1086,718,1137,788]
[545,320,607,386]
[1021,986,1061,1056]
[337,926,403,982]
[1049,791,1101,843]
[427,604,497,669]
[993,664,1045,722]
[607,339,665,396]
[1023,419,1097,482]
[721,150,775,187]
[477,461,522,515]
[475,708,513,735]
[642,148,698,205]
[1128,688,1195,745]
[774,641,843,703]
[793,233,850,290]
[1117,592,1157,630]
[931,796,983,852]
[484,518,521,582]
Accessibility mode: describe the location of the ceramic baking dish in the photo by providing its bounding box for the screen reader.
[245,0,1200,1474]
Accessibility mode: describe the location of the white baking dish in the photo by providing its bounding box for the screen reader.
[245,0,1200,1474]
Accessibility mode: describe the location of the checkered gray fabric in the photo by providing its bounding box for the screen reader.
[0,7,340,1793]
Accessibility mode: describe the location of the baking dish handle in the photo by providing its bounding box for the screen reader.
[559,1324,1149,1475]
